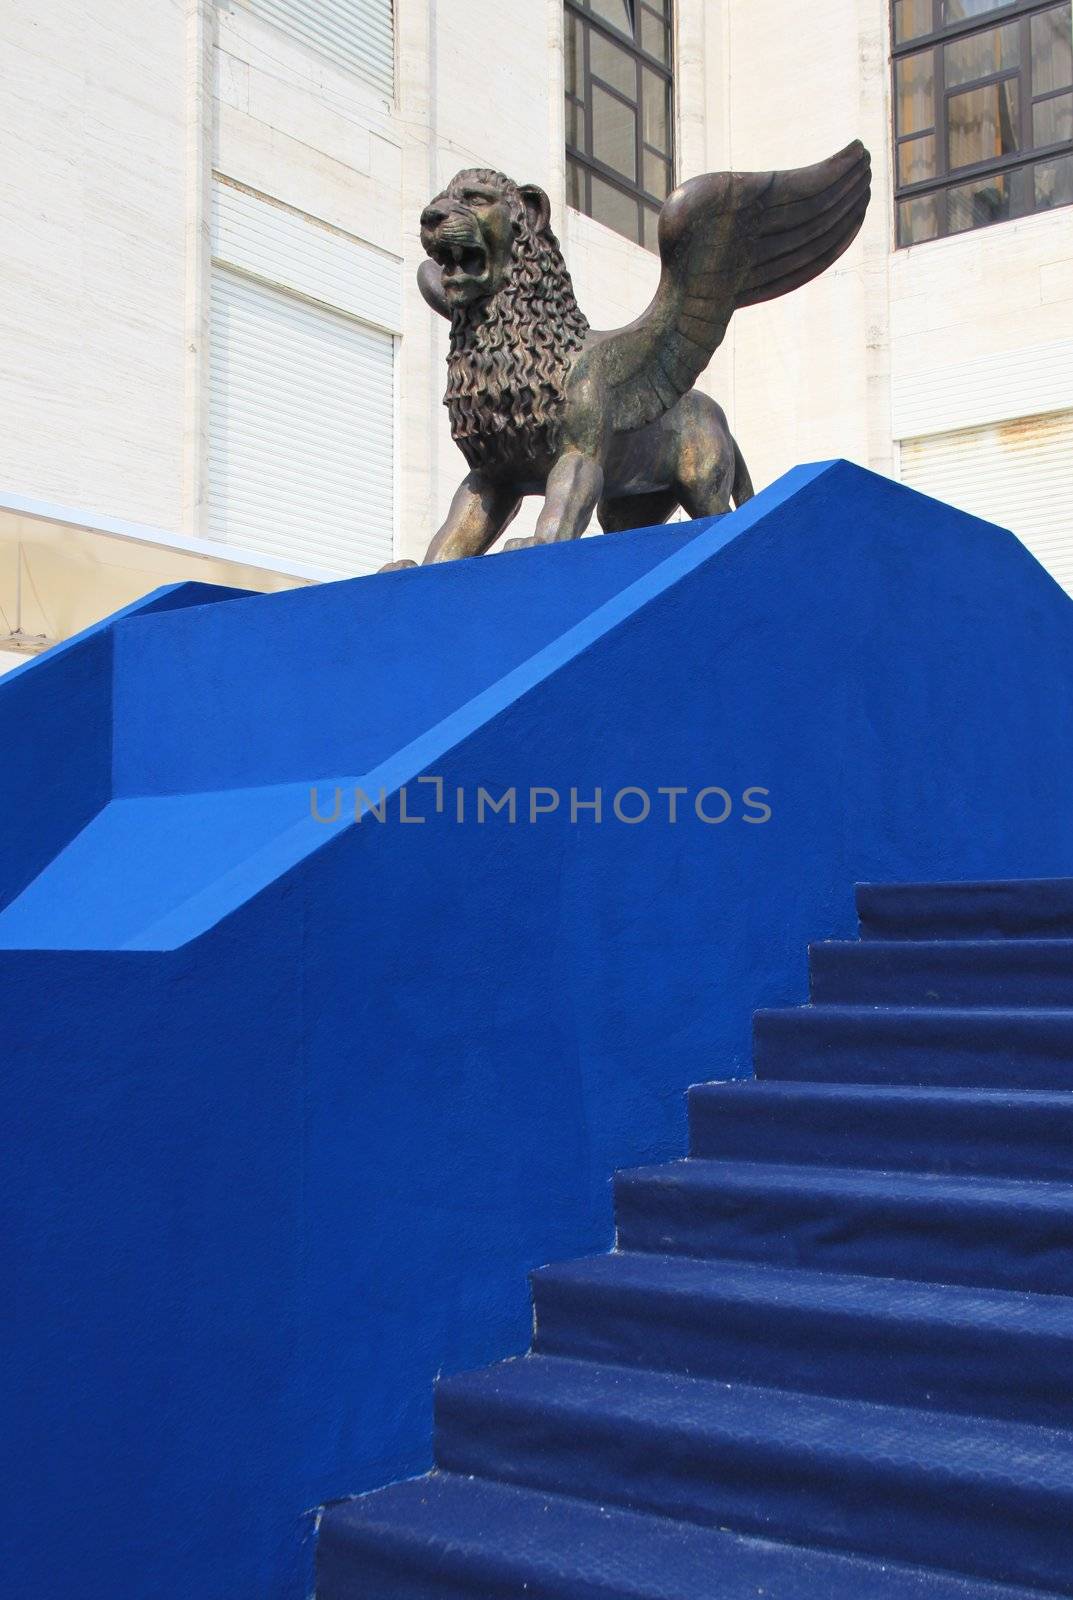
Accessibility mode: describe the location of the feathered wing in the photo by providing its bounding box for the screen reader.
[587,141,871,434]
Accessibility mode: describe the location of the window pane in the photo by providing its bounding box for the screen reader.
[565,10,583,97]
[948,79,1020,167]
[948,170,1010,231]
[898,193,940,243]
[643,148,671,198]
[588,0,633,34]
[1035,91,1073,144]
[942,0,1009,22]
[593,83,638,179]
[895,0,933,43]
[1035,151,1073,208]
[591,172,641,239]
[898,132,937,184]
[944,22,1019,89]
[642,66,670,149]
[1032,6,1073,95]
[591,29,637,97]
[643,204,661,252]
[566,157,585,209]
[566,97,586,150]
[896,50,935,135]
[640,8,670,61]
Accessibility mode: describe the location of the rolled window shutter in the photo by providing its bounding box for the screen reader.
[900,412,1073,596]
[208,268,395,576]
[208,182,399,576]
[243,0,394,100]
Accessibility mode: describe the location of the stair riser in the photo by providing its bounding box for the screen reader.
[856,882,1073,942]
[614,1175,1073,1295]
[688,1088,1073,1180]
[318,1534,566,1600]
[434,1396,1073,1597]
[810,944,1073,1007]
[754,1012,1073,1090]
[531,1277,1073,1429]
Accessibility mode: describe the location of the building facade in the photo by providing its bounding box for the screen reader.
[2,0,1072,666]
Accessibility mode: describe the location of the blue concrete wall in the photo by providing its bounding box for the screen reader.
[6,463,1073,1599]
[0,582,245,913]
[112,522,697,796]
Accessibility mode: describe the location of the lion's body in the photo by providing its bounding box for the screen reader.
[445,297,752,526]
[389,147,868,565]
[406,173,753,561]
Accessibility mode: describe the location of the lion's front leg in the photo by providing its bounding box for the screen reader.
[505,451,604,551]
[506,374,608,549]
[422,471,522,563]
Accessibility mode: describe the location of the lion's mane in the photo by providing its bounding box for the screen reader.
[444,170,590,472]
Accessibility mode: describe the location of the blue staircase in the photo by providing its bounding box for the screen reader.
[318,877,1073,1599]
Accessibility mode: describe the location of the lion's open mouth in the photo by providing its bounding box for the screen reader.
[433,239,488,283]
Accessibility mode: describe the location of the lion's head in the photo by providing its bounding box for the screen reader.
[420,169,590,472]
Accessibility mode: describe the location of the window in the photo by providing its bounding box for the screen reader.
[565,0,674,250]
[893,0,1073,245]
[209,183,400,575]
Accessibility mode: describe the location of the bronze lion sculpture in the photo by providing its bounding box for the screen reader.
[387,144,870,567]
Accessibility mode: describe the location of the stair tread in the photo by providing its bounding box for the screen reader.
[855,880,1073,943]
[618,1156,1073,1210]
[809,940,1073,1007]
[753,1003,1073,1089]
[759,1003,1073,1020]
[691,1079,1073,1109]
[319,1471,1052,1599]
[439,1354,1073,1489]
[535,1250,1073,1336]
[859,878,1073,891]
[816,938,1073,953]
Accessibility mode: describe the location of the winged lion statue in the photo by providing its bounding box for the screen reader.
[385,142,870,567]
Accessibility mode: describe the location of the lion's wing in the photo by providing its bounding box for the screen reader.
[587,142,870,434]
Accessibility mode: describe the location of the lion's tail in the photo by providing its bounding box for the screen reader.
[731,435,754,508]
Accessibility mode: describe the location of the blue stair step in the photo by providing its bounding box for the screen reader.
[531,1251,1073,1428]
[688,1080,1073,1180]
[433,1355,1073,1595]
[317,877,1073,1598]
[614,1158,1073,1294]
[316,1471,1052,1600]
[857,879,1073,941]
[810,939,1073,1007]
[754,1004,1073,1089]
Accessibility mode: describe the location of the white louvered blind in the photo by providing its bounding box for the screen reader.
[892,340,1073,442]
[211,182,403,333]
[209,182,399,576]
[242,0,394,99]
[208,269,395,575]
[900,411,1073,596]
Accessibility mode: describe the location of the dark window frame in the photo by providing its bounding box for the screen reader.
[892,0,1073,245]
[565,0,675,251]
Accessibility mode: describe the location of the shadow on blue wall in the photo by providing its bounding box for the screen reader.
[5,462,1073,1598]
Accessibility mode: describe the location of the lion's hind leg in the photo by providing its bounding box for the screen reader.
[670,391,742,519]
[597,488,680,534]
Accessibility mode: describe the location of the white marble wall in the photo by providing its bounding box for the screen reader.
[0,0,189,530]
